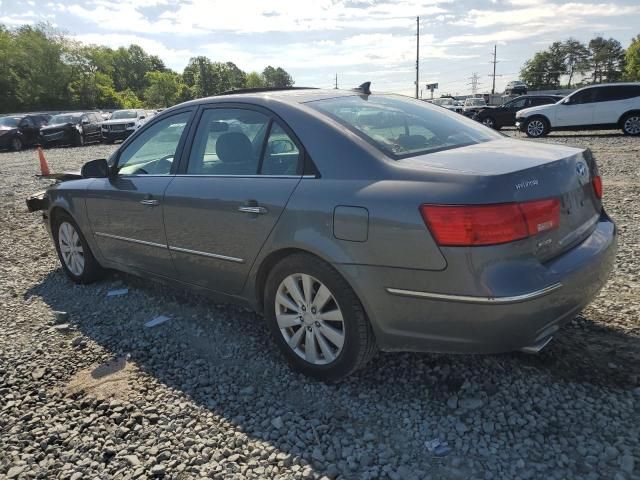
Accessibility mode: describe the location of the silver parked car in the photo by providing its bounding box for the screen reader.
[28,86,616,381]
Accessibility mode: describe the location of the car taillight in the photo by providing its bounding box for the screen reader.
[420,199,560,246]
[592,175,603,199]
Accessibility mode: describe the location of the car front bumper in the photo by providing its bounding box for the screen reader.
[102,129,134,141]
[338,212,616,354]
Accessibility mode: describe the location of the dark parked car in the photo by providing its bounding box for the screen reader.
[0,114,51,151]
[505,80,528,95]
[27,87,616,381]
[40,112,103,147]
[474,95,564,129]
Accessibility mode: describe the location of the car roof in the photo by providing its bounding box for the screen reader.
[180,88,368,107]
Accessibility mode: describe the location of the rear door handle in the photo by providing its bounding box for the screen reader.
[238,206,268,214]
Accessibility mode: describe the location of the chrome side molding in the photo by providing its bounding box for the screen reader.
[385,283,562,304]
[168,245,245,263]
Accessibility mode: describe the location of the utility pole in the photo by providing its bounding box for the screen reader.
[415,16,419,99]
[468,72,480,95]
[489,44,498,94]
[334,73,338,89]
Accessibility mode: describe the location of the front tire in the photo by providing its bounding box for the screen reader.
[52,212,104,283]
[264,254,376,382]
[525,117,549,138]
[482,116,497,129]
[621,113,640,136]
[75,132,85,147]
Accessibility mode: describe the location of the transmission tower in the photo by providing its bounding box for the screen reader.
[468,72,481,95]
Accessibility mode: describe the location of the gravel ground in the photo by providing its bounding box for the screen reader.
[0,131,638,480]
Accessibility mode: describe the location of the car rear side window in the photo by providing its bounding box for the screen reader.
[117,112,190,175]
[187,108,270,175]
[308,95,499,159]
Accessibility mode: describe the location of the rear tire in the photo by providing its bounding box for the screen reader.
[264,253,376,382]
[621,112,640,136]
[11,137,22,151]
[52,212,105,284]
[525,117,549,138]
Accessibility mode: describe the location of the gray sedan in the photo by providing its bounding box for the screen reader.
[28,87,616,381]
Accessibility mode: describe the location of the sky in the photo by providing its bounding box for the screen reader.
[1,0,639,96]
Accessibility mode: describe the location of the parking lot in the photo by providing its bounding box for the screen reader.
[0,130,638,479]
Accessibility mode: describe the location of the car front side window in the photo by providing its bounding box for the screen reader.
[117,112,190,176]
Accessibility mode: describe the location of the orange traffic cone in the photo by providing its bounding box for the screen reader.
[37,146,50,176]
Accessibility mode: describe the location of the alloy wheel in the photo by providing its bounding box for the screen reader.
[58,221,85,276]
[623,116,640,135]
[482,118,495,129]
[11,137,22,151]
[527,119,545,137]
[275,273,345,365]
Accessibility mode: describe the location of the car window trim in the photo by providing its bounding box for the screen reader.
[176,102,308,177]
[111,108,196,175]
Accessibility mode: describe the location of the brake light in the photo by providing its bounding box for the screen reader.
[592,175,603,199]
[420,199,560,246]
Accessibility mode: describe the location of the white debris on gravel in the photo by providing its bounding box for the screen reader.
[0,135,638,479]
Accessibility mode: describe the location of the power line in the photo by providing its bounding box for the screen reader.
[334,73,338,89]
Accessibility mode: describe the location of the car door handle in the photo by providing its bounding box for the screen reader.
[140,199,159,206]
[238,206,268,214]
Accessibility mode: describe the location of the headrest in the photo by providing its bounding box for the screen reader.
[216,132,252,164]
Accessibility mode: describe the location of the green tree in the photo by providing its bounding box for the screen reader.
[625,34,640,81]
[262,66,294,87]
[562,38,590,87]
[520,49,565,90]
[589,37,626,83]
[144,70,182,107]
[0,25,20,112]
[245,71,265,88]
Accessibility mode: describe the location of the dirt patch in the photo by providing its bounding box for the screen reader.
[64,356,137,401]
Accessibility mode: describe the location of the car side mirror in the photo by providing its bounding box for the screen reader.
[81,158,110,178]
[139,116,145,120]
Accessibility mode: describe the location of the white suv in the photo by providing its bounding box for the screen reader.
[515,83,640,137]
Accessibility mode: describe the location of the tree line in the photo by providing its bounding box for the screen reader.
[0,23,294,114]
[520,34,640,90]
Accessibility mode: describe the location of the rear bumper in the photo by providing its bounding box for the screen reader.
[338,212,616,353]
[515,119,526,131]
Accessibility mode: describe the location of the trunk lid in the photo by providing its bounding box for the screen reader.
[399,138,602,260]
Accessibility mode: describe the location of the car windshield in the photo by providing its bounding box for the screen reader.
[309,94,500,159]
[111,110,138,120]
[432,98,454,106]
[0,117,20,127]
[465,98,485,106]
[50,114,82,124]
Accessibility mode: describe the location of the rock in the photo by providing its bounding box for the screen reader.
[32,367,46,380]
[53,323,71,332]
[150,464,165,477]
[7,466,26,479]
[53,311,69,323]
[482,421,495,434]
[271,416,284,430]
[459,398,483,410]
[455,421,468,434]
[447,394,458,409]
[239,386,255,396]
[620,454,634,474]
[124,455,141,467]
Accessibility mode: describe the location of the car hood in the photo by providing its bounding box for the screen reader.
[102,118,137,125]
[397,137,582,175]
[515,104,553,117]
[41,122,76,131]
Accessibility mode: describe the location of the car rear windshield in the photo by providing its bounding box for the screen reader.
[308,95,500,159]
[111,110,138,119]
[0,117,20,127]
[50,113,82,124]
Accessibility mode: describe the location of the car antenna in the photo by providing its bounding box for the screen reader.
[352,82,371,95]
